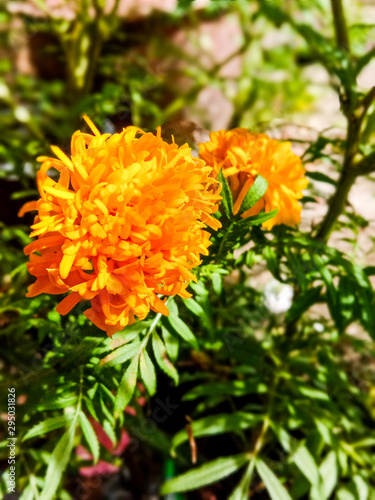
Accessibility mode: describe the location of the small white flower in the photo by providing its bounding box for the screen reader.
[313,322,324,333]
[264,280,294,314]
[0,82,11,101]
[14,106,31,123]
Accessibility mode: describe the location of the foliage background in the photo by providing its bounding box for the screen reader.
[1,0,375,498]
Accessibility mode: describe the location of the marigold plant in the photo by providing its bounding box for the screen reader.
[20,117,221,335]
[199,128,308,229]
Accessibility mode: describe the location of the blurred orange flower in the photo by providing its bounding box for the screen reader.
[20,117,221,336]
[199,128,308,229]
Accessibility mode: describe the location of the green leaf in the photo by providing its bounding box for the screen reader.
[183,297,205,316]
[161,453,249,494]
[218,169,233,219]
[295,384,329,401]
[114,357,139,417]
[211,272,223,295]
[319,451,338,500]
[103,419,117,447]
[264,246,280,279]
[338,276,355,326]
[161,325,179,362]
[228,460,255,500]
[353,475,369,500]
[102,340,142,367]
[39,421,76,500]
[139,350,157,396]
[87,382,99,400]
[83,396,99,421]
[292,445,321,487]
[271,424,292,453]
[112,321,151,340]
[19,484,34,500]
[313,254,342,329]
[184,379,267,400]
[336,487,356,500]
[37,394,78,411]
[314,419,333,446]
[306,171,336,185]
[255,459,292,500]
[177,0,195,11]
[79,412,99,464]
[243,209,278,226]
[349,263,375,336]
[152,331,179,384]
[286,286,322,323]
[167,315,198,350]
[23,414,74,441]
[167,298,179,316]
[238,175,268,215]
[172,412,261,451]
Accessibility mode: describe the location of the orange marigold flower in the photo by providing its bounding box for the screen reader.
[199,128,308,229]
[20,117,221,336]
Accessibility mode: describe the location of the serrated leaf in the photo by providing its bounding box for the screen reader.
[218,169,233,219]
[244,209,278,226]
[103,419,117,447]
[238,175,268,215]
[228,460,255,500]
[101,341,142,366]
[152,331,179,384]
[255,459,292,500]
[99,394,115,427]
[112,321,151,340]
[99,383,116,404]
[39,421,76,500]
[87,382,98,400]
[161,453,249,494]
[139,350,156,396]
[83,396,99,421]
[167,315,198,350]
[37,394,78,411]
[79,412,99,464]
[114,357,139,417]
[23,414,74,441]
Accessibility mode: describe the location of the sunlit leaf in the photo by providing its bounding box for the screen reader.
[161,453,249,494]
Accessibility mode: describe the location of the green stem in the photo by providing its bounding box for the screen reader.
[216,220,235,261]
[138,297,172,351]
[315,1,364,240]
[250,373,278,458]
[330,0,350,51]
[252,416,270,457]
[316,167,356,241]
